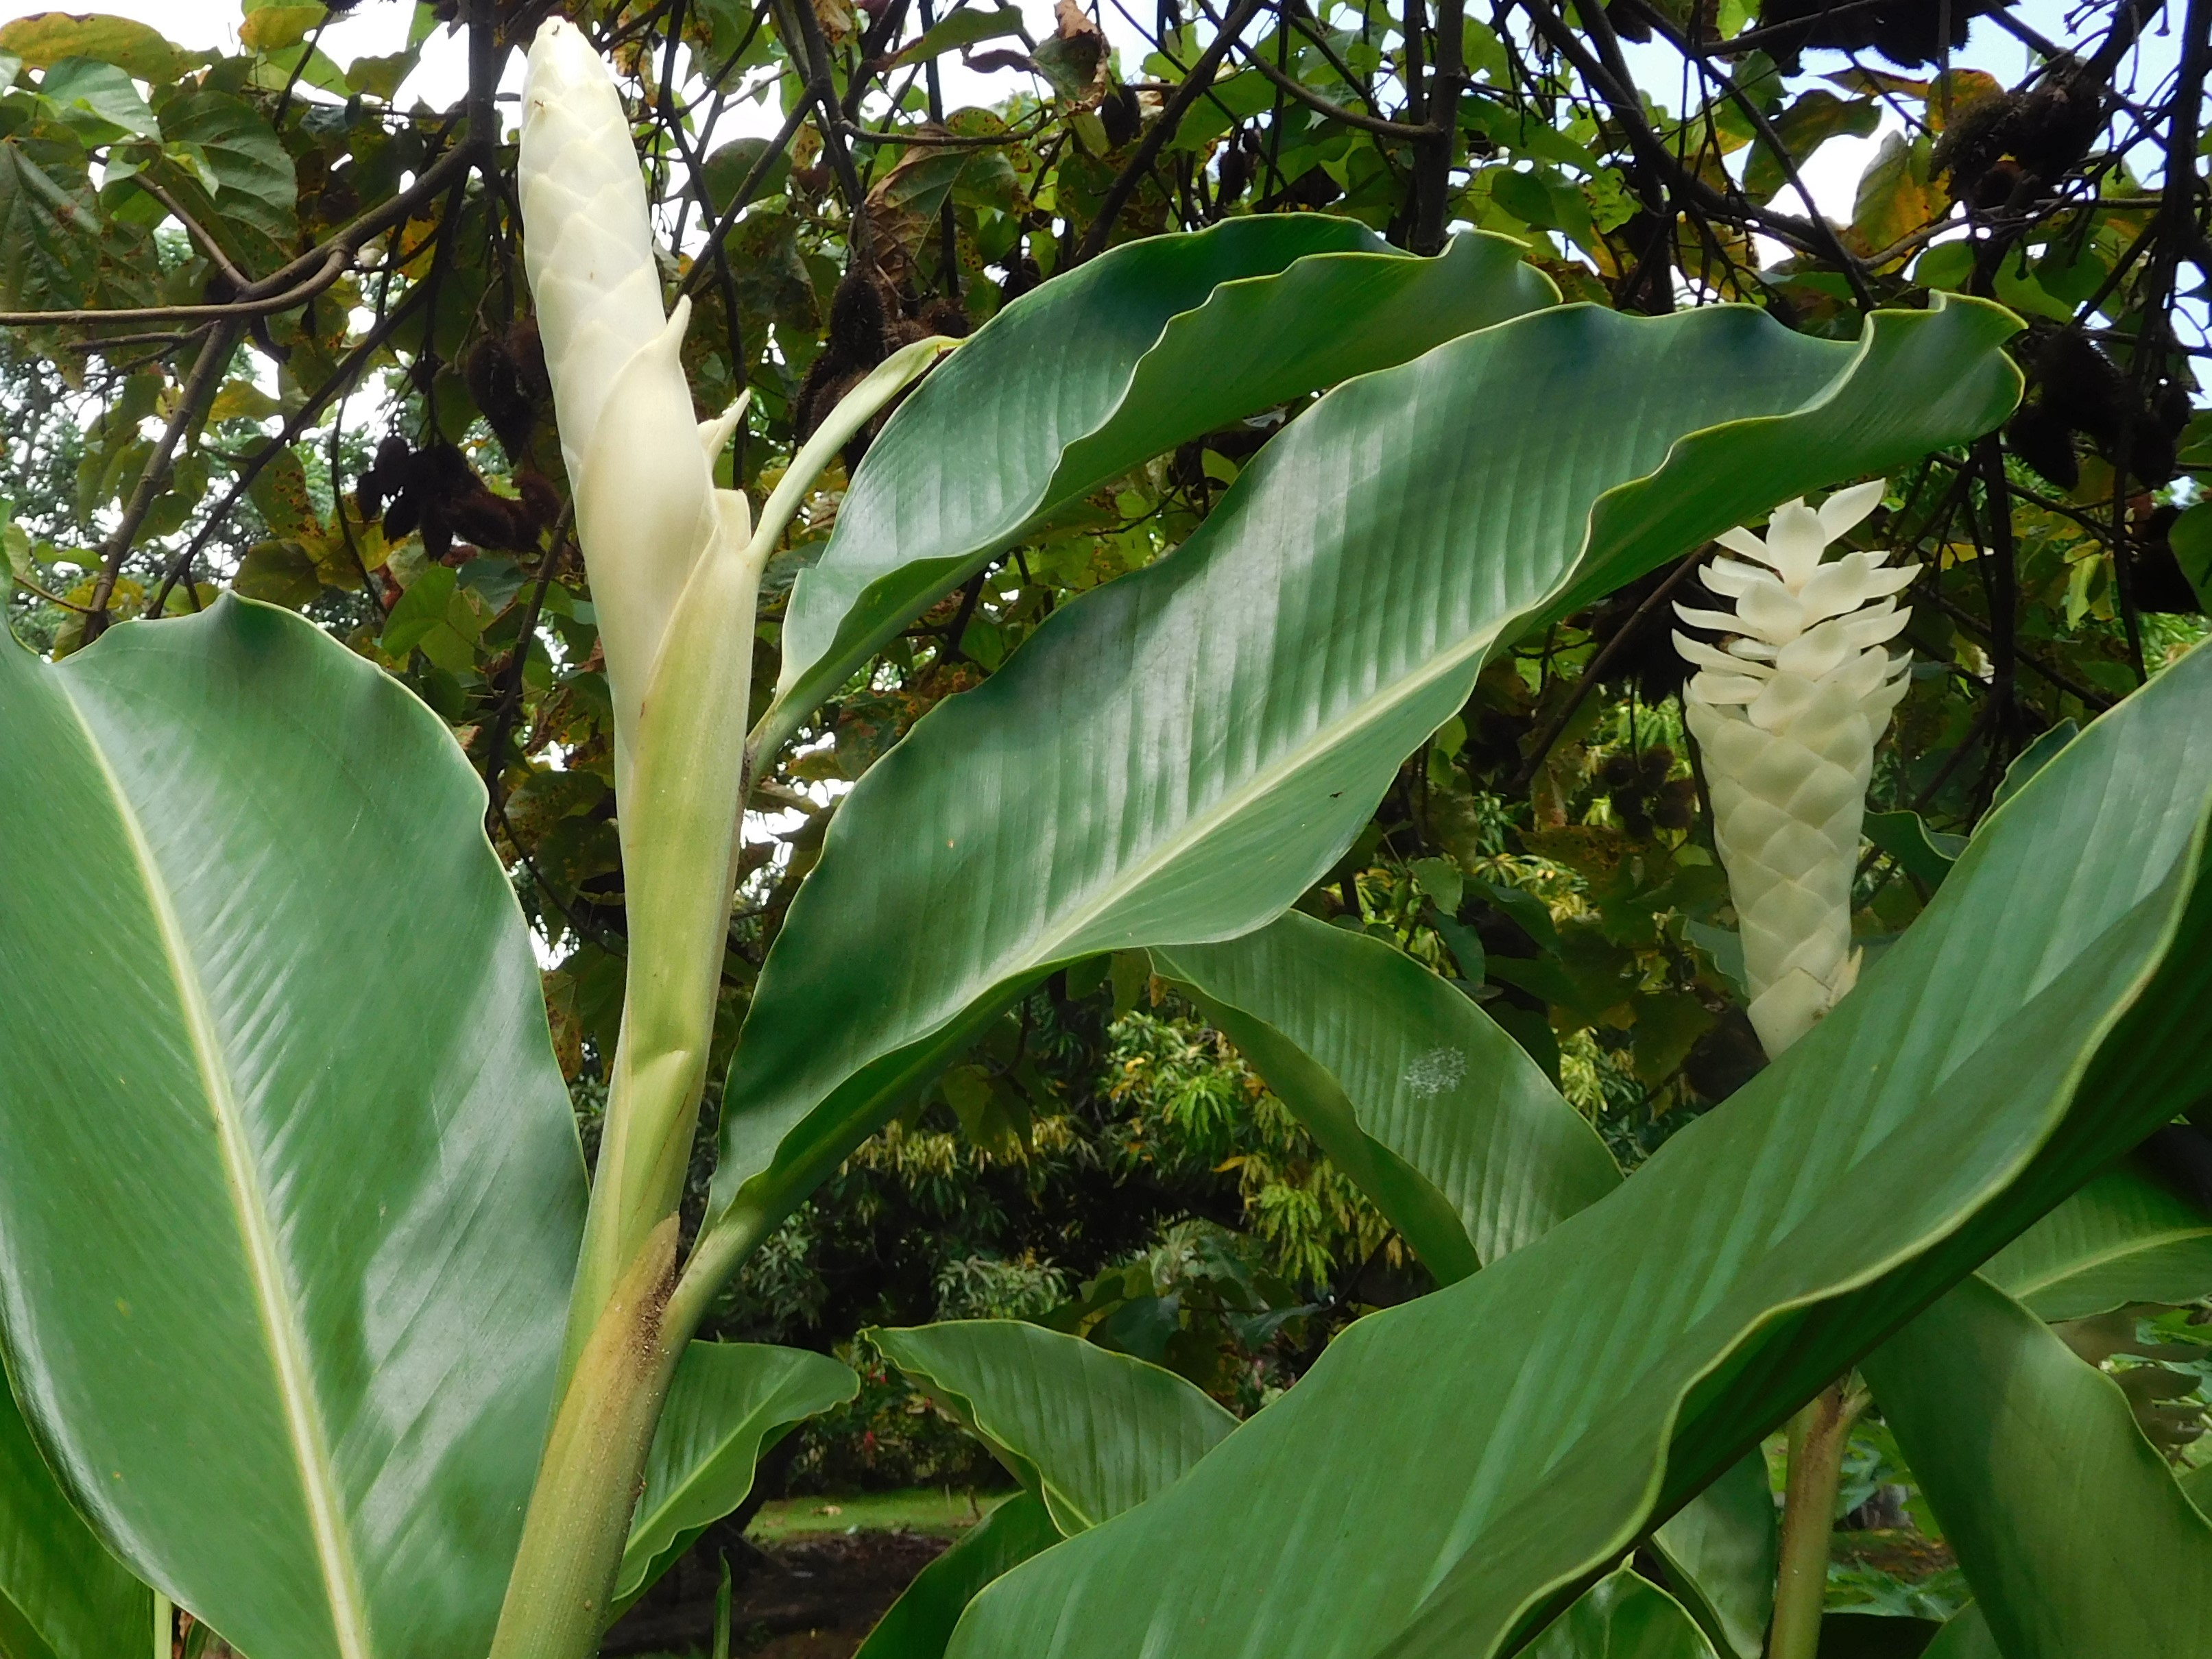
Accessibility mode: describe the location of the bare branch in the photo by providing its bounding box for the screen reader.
[1077,0,1269,264]
[84,319,244,641]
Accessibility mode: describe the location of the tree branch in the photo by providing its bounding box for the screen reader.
[145,279,440,618]
[1228,38,1431,138]
[83,319,243,641]
[1076,0,1268,263]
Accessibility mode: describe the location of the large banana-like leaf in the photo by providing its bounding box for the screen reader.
[943,638,2212,1659]
[1864,1273,2212,1658]
[760,219,1556,758]
[1156,914,1766,1656]
[1981,1161,2212,1320]
[1154,912,1618,1279]
[0,1379,149,1659]
[614,1342,858,1608]
[1922,1608,2000,1658]
[2186,1461,2212,1515]
[852,1492,1061,1659]
[870,1322,1235,1535]
[0,598,586,1659]
[1646,1457,1775,1659]
[1523,1569,1716,1659]
[695,297,2022,1287]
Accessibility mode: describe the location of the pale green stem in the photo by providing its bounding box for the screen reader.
[494,338,967,1659]
[560,336,957,1386]
[1770,1380,1868,1659]
[153,1592,171,1659]
[490,1220,685,1659]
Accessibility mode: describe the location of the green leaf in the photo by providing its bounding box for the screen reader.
[701,135,791,212]
[2185,1460,2212,1517]
[870,1322,1235,1535]
[855,1492,1061,1659]
[1991,719,2079,811]
[762,220,1556,759]
[0,597,586,1659]
[1864,1274,2212,1659]
[2170,502,2212,611]
[1523,1568,1717,1659]
[344,48,417,101]
[1863,809,1964,888]
[142,86,295,250]
[34,58,158,143]
[1488,167,1560,229]
[704,298,2021,1278]
[383,564,485,672]
[0,15,185,82]
[946,632,2212,1659]
[1152,911,1619,1281]
[1980,1161,2212,1320]
[1921,1606,2001,1659]
[893,7,1028,66]
[1157,913,1756,1656]
[234,538,326,609]
[1648,1455,1775,1659]
[0,128,97,309]
[0,1378,152,1659]
[1743,90,1879,204]
[614,1343,859,1608]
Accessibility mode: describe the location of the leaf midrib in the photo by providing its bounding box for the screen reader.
[2006,1225,2212,1298]
[59,680,372,1659]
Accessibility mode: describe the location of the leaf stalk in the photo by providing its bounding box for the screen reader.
[1770,1379,1868,1659]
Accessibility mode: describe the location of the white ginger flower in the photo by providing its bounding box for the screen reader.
[518,16,747,806]
[1674,480,1915,1058]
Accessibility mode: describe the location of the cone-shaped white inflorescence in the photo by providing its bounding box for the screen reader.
[518,16,748,806]
[1674,480,1914,1058]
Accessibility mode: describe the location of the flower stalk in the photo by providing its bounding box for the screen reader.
[496,22,957,1654]
[1672,484,1909,1659]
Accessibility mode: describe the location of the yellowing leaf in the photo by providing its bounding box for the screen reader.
[239,3,327,53]
[1847,132,1939,265]
[245,446,322,540]
[0,13,184,80]
[208,379,281,423]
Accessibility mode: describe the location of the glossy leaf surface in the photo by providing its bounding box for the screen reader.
[946,637,2212,1659]
[615,1343,859,1607]
[1154,911,1618,1279]
[1980,1161,2212,1320]
[0,1380,149,1659]
[1921,1608,2001,1659]
[0,598,586,1659]
[1523,1569,1717,1659]
[703,298,2022,1275]
[851,1492,1060,1659]
[1158,914,1764,1655]
[1648,1456,1775,1659]
[764,219,1556,755]
[1865,1273,2212,1658]
[871,1322,1234,1534]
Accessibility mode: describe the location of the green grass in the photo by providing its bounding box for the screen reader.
[747,1486,1018,1542]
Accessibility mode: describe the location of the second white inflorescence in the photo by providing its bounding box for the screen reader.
[1674,481,1914,1059]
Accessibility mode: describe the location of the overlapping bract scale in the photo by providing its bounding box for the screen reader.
[1673,479,1913,1056]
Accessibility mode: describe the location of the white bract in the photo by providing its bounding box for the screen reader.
[519,15,750,808]
[516,17,957,1364]
[1674,481,1914,1058]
